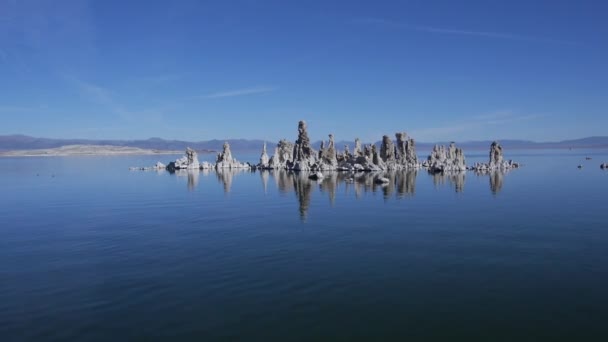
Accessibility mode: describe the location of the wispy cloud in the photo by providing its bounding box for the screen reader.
[201,86,278,99]
[354,17,579,46]
[64,75,171,124]
[415,26,579,45]
[411,111,545,141]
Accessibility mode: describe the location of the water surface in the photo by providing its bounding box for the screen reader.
[1,150,608,341]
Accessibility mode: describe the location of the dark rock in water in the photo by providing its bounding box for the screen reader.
[586,157,592,160]
[166,161,176,172]
[308,172,324,180]
[375,177,390,184]
[601,163,607,169]
[578,165,583,169]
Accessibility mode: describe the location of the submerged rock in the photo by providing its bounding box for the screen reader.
[309,172,324,180]
[375,177,390,184]
[601,163,607,169]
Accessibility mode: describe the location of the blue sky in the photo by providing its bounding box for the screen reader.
[1,0,607,142]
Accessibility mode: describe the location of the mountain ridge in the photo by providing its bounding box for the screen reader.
[1,134,607,153]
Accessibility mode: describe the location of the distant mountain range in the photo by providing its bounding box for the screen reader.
[1,134,608,153]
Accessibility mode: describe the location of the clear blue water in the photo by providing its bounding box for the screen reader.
[1,150,608,341]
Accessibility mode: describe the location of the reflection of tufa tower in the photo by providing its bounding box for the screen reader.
[293,172,312,221]
[490,170,504,194]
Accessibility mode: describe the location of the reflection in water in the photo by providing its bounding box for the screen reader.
[167,167,510,217]
[475,169,506,194]
[260,170,269,194]
[431,171,466,193]
[173,169,200,191]
[292,172,313,221]
[215,168,253,193]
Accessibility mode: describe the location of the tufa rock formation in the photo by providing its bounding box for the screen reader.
[170,147,200,170]
[268,139,294,169]
[424,143,466,172]
[471,141,519,171]
[292,120,318,171]
[258,142,270,169]
[216,142,250,169]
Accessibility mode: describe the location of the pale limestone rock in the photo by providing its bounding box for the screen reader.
[471,141,519,171]
[291,120,318,171]
[172,147,200,170]
[354,138,363,157]
[269,139,294,169]
[216,142,250,169]
[258,142,270,168]
[426,143,466,172]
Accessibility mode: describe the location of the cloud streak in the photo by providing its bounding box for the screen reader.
[415,26,579,45]
[354,17,579,46]
[202,86,278,99]
[411,111,545,140]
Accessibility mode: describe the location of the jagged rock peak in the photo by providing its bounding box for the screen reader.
[354,138,363,157]
[471,141,519,171]
[259,142,270,168]
[425,142,466,172]
[171,147,200,170]
[489,141,504,168]
[294,120,314,161]
[216,142,234,163]
[395,132,418,165]
[216,141,250,169]
[319,133,338,166]
[269,139,294,169]
[380,135,395,162]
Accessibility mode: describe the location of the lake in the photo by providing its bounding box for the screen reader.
[1,149,607,341]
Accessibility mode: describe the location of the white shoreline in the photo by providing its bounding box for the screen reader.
[0,145,197,157]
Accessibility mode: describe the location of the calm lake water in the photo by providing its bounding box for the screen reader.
[1,149,608,341]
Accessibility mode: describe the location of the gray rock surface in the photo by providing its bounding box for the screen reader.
[395,132,418,167]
